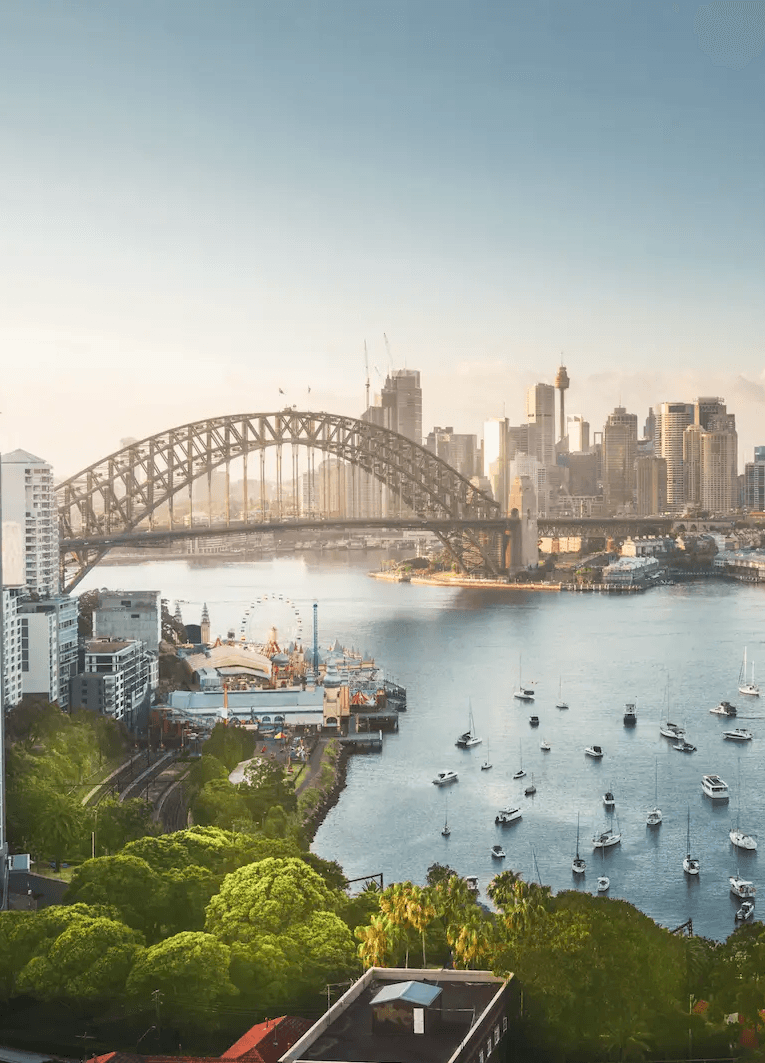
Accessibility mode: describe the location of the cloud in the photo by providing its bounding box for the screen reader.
[732,374,765,403]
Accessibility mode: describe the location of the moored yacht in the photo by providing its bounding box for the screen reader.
[603,790,615,809]
[432,770,459,786]
[735,900,755,921]
[623,703,637,726]
[585,745,603,758]
[491,844,506,859]
[673,738,696,753]
[702,774,729,800]
[710,700,737,717]
[592,826,621,848]
[730,874,756,899]
[722,727,753,742]
[495,806,522,825]
[730,828,757,851]
[660,721,685,739]
[596,875,610,893]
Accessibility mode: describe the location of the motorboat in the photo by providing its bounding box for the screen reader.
[673,738,697,753]
[646,760,662,827]
[524,774,537,796]
[465,875,479,894]
[603,790,615,809]
[540,739,551,751]
[684,809,700,875]
[710,700,737,717]
[722,728,753,742]
[491,844,506,859]
[735,900,755,921]
[592,827,621,848]
[738,647,760,697]
[585,745,603,758]
[495,807,522,825]
[660,721,685,739]
[596,875,610,893]
[702,774,729,800]
[623,703,637,726]
[455,701,482,748]
[529,715,540,727]
[730,828,757,850]
[432,770,459,786]
[730,875,756,899]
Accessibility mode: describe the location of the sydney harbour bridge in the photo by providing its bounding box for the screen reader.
[56,410,672,592]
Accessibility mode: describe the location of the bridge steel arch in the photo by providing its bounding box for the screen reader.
[57,410,503,590]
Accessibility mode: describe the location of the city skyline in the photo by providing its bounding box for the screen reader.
[1,1,763,474]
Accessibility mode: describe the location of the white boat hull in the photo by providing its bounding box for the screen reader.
[597,876,610,892]
[730,829,757,850]
[730,876,756,898]
[592,832,621,848]
[683,856,700,875]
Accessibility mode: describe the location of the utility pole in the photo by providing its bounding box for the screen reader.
[364,341,370,411]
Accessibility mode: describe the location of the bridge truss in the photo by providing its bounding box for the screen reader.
[57,410,506,590]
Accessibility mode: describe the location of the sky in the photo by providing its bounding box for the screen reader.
[1,0,763,476]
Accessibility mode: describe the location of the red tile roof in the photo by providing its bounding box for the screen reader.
[222,1016,313,1063]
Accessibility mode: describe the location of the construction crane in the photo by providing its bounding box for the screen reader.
[383,332,394,374]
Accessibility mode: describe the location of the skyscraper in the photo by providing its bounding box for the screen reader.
[602,407,638,512]
[656,403,694,514]
[566,415,590,453]
[381,369,422,444]
[636,455,667,515]
[526,384,556,467]
[1,450,59,596]
[483,417,510,511]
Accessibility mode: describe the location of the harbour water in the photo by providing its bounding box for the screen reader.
[79,552,765,941]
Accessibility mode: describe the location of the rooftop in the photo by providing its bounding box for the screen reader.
[282,968,508,1063]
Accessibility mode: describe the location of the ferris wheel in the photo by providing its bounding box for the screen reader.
[239,592,304,647]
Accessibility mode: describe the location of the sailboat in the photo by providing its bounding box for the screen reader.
[513,656,535,701]
[481,740,493,771]
[455,700,482,747]
[683,807,700,875]
[730,773,757,850]
[441,797,451,837]
[596,838,610,892]
[738,647,760,697]
[556,677,569,710]
[524,773,536,796]
[572,813,586,874]
[512,741,526,780]
[646,759,662,826]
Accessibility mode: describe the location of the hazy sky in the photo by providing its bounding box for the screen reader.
[1,0,763,476]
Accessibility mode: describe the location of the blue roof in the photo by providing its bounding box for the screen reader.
[370,981,442,1008]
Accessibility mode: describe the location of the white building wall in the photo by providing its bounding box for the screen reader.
[1,450,59,596]
[94,590,162,652]
[2,590,23,709]
[20,611,57,702]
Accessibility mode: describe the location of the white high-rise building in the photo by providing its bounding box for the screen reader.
[1,450,59,596]
[567,415,590,453]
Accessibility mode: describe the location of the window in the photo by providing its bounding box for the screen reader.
[487,1037,492,1056]
[131,614,140,618]
[502,1016,508,1033]
[479,1052,484,1063]
[121,600,131,606]
[494,1024,500,1046]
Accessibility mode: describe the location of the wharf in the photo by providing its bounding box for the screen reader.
[341,729,383,752]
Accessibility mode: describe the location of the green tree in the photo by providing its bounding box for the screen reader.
[206,857,340,942]
[239,757,297,818]
[92,796,156,855]
[16,916,144,1002]
[127,931,238,1029]
[65,855,165,939]
[192,778,250,829]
